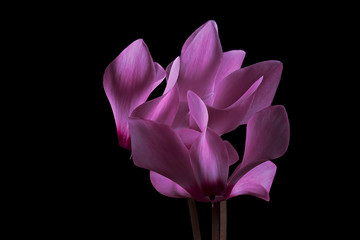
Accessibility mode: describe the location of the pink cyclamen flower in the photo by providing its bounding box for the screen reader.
[103,39,166,150]
[129,92,289,202]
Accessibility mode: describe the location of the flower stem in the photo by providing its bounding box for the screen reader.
[220,201,227,240]
[212,202,219,240]
[187,198,201,240]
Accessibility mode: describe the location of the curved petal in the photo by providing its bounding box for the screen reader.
[175,128,201,149]
[227,105,290,187]
[207,77,263,135]
[128,118,203,199]
[226,161,277,201]
[164,57,180,95]
[131,84,179,126]
[190,129,229,197]
[187,91,208,132]
[103,39,160,149]
[150,171,191,198]
[151,62,166,92]
[224,140,239,166]
[178,20,222,101]
[181,20,219,55]
[211,50,246,105]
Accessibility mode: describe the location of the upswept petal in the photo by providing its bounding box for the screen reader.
[164,57,180,95]
[131,84,179,126]
[103,39,164,149]
[227,105,289,187]
[207,77,263,135]
[151,62,167,92]
[187,91,209,132]
[181,20,219,55]
[227,161,277,201]
[210,50,246,105]
[150,171,191,198]
[178,20,222,101]
[190,129,229,197]
[224,140,239,166]
[128,118,203,199]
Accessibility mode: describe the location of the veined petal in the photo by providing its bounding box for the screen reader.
[150,171,191,198]
[103,39,160,149]
[211,50,246,105]
[227,105,290,187]
[131,84,179,126]
[187,91,208,132]
[190,129,229,197]
[178,20,222,101]
[227,161,277,201]
[164,57,180,95]
[128,118,202,199]
[207,77,263,135]
[151,62,166,92]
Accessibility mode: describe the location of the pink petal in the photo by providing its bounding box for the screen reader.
[178,20,223,101]
[190,129,229,197]
[131,84,179,126]
[210,50,246,105]
[181,20,219,55]
[187,91,209,132]
[227,161,277,201]
[151,62,166,92]
[171,102,190,129]
[128,118,203,199]
[175,128,201,149]
[164,57,180,95]
[103,39,163,149]
[224,140,239,166]
[150,171,191,198]
[207,77,263,135]
[227,105,289,187]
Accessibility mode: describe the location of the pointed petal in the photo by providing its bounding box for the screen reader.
[178,20,222,100]
[224,140,239,166]
[212,50,246,102]
[131,84,179,126]
[190,129,229,197]
[207,77,263,135]
[227,161,277,201]
[151,62,166,92]
[187,91,209,132]
[128,118,202,198]
[181,20,219,55]
[164,57,180,95]
[103,39,157,149]
[150,171,191,198]
[227,105,289,187]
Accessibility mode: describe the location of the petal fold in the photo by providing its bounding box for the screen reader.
[227,161,277,201]
[187,91,209,132]
[150,171,191,198]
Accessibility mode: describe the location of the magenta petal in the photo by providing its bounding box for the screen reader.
[224,140,239,166]
[128,118,202,198]
[187,91,209,132]
[227,161,277,201]
[178,20,222,101]
[190,129,229,197]
[103,39,161,149]
[131,84,179,126]
[164,57,180,95]
[150,171,191,198]
[151,62,166,92]
[227,105,289,187]
[207,77,263,135]
[175,128,201,149]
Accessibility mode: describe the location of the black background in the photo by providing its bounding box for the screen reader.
[10,2,350,239]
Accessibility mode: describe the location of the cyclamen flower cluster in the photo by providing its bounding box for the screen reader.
[104,20,290,202]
